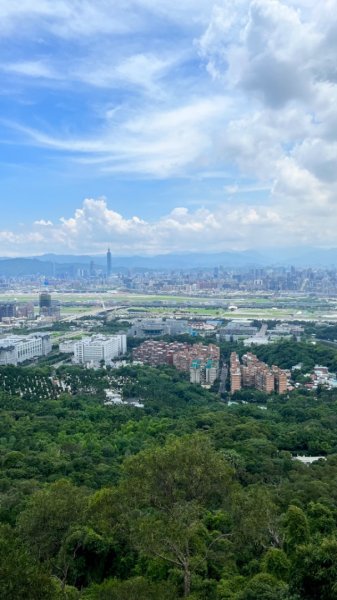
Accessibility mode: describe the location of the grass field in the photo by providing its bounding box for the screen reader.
[0,291,336,322]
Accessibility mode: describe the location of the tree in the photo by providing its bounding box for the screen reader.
[239,573,289,600]
[83,576,176,600]
[132,501,207,597]
[290,538,337,599]
[119,434,233,511]
[307,502,335,536]
[282,506,309,554]
[18,480,89,562]
[17,479,89,589]
[231,487,281,557]
[0,524,58,600]
[262,548,290,582]
[116,435,233,596]
[56,525,112,589]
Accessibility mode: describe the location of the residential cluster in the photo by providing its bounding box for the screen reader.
[133,340,220,387]
[310,365,337,389]
[292,363,337,391]
[230,352,288,394]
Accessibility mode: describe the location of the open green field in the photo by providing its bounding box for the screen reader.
[0,290,331,305]
[0,291,336,322]
[127,305,329,321]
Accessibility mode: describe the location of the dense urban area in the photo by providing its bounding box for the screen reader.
[3,253,337,598]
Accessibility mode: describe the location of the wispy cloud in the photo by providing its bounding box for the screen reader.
[2,1,337,252]
[0,60,57,79]
[4,97,230,177]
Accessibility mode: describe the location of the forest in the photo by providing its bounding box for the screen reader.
[2,353,337,598]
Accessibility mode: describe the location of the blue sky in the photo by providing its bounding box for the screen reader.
[0,0,337,255]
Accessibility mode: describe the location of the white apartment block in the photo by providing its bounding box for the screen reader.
[73,335,127,366]
[59,341,76,354]
[0,332,52,366]
[189,359,219,387]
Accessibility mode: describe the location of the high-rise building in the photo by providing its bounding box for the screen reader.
[0,303,16,321]
[230,352,242,393]
[107,248,112,277]
[39,292,51,312]
[39,292,60,319]
[272,366,288,394]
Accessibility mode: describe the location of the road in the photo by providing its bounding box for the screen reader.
[61,304,127,322]
[219,364,228,396]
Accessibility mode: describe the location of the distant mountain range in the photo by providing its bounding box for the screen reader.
[1,248,337,276]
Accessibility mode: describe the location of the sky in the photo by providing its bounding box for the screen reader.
[1,0,337,256]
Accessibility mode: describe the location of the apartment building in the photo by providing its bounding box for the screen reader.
[74,334,127,366]
[0,332,52,366]
[190,358,219,386]
[272,366,288,394]
[230,352,242,393]
[230,352,288,394]
[133,340,220,386]
[133,340,189,366]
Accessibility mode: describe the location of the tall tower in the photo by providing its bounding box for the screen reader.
[107,248,112,278]
[39,292,52,317]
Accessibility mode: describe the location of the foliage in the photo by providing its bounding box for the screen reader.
[2,358,337,597]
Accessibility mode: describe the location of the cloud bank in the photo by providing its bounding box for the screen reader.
[0,196,333,257]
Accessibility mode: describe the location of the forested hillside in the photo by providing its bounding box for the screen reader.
[2,363,337,598]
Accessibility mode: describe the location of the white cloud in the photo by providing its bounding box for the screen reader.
[194,0,337,244]
[70,52,181,95]
[2,1,337,251]
[34,219,53,226]
[0,1,135,37]
[0,0,213,39]
[0,60,57,79]
[0,196,334,257]
[7,97,230,177]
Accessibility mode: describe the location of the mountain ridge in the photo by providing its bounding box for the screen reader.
[0,247,337,276]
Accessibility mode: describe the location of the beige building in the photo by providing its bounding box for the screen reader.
[230,352,288,394]
[230,352,242,393]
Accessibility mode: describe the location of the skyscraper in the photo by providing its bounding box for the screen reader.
[39,292,51,313]
[39,292,60,319]
[0,303,16,321]
[107,248,112,277]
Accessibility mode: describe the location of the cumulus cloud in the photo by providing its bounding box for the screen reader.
[195,0,337,244]
[0,196,335,257]
[34,219,53,226]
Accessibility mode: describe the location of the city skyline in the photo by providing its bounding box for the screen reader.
[1,2,337,255]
